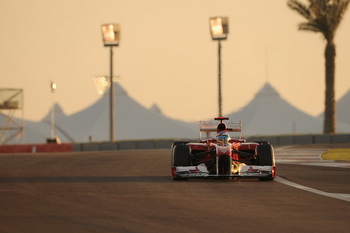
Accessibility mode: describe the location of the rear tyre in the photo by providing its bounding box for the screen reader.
[256,144,275,181]
[172,145,191,166]
[256,144,275,166]
[254,141,270,145]
[171,141,189,150]
[172,145,191,180]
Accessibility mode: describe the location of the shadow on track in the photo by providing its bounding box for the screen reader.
[0,176,172,183]
[0,176,274,183]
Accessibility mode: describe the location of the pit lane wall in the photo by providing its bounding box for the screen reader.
[73,139,176,151]
[0,134,349,153]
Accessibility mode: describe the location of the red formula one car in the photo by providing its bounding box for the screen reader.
[171,117,276,181]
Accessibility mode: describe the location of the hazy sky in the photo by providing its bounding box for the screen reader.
[1,0,349,122]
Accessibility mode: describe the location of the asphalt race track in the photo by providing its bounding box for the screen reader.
[0,148,349,233]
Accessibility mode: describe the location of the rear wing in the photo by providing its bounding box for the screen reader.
[199,120,242,140]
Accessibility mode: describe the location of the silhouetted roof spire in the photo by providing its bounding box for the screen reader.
[255,83,280,98]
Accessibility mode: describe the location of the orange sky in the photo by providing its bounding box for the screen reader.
[0,0,349,122]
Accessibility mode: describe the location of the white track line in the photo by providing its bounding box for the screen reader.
[275,147,350,202]
[275,176,350,202]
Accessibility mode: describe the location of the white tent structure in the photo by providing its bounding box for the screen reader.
[40,83,198,143]
[227,83,326,136]
[336,89,350,125]
[228,83,350,136]
[2,82,349,144]
[317,89,350,131]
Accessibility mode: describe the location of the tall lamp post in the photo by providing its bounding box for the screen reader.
[209,17,228,117]
[101,23,120,142]
[47,81,60,144]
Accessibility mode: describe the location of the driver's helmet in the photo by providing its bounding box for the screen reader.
[217,131,230,144]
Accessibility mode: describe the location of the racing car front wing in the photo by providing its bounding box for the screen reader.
[172,165,276,179]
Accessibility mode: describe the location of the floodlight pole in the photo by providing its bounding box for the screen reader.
[209,17,228,118]
[217,40,222,117]
[50,103,55,139]
[101,23,119,142]
[50,82,56,140]
[109,46,115,141]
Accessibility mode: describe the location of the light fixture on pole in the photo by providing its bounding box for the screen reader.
[101,23,120,142]
[209,17,228,117]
